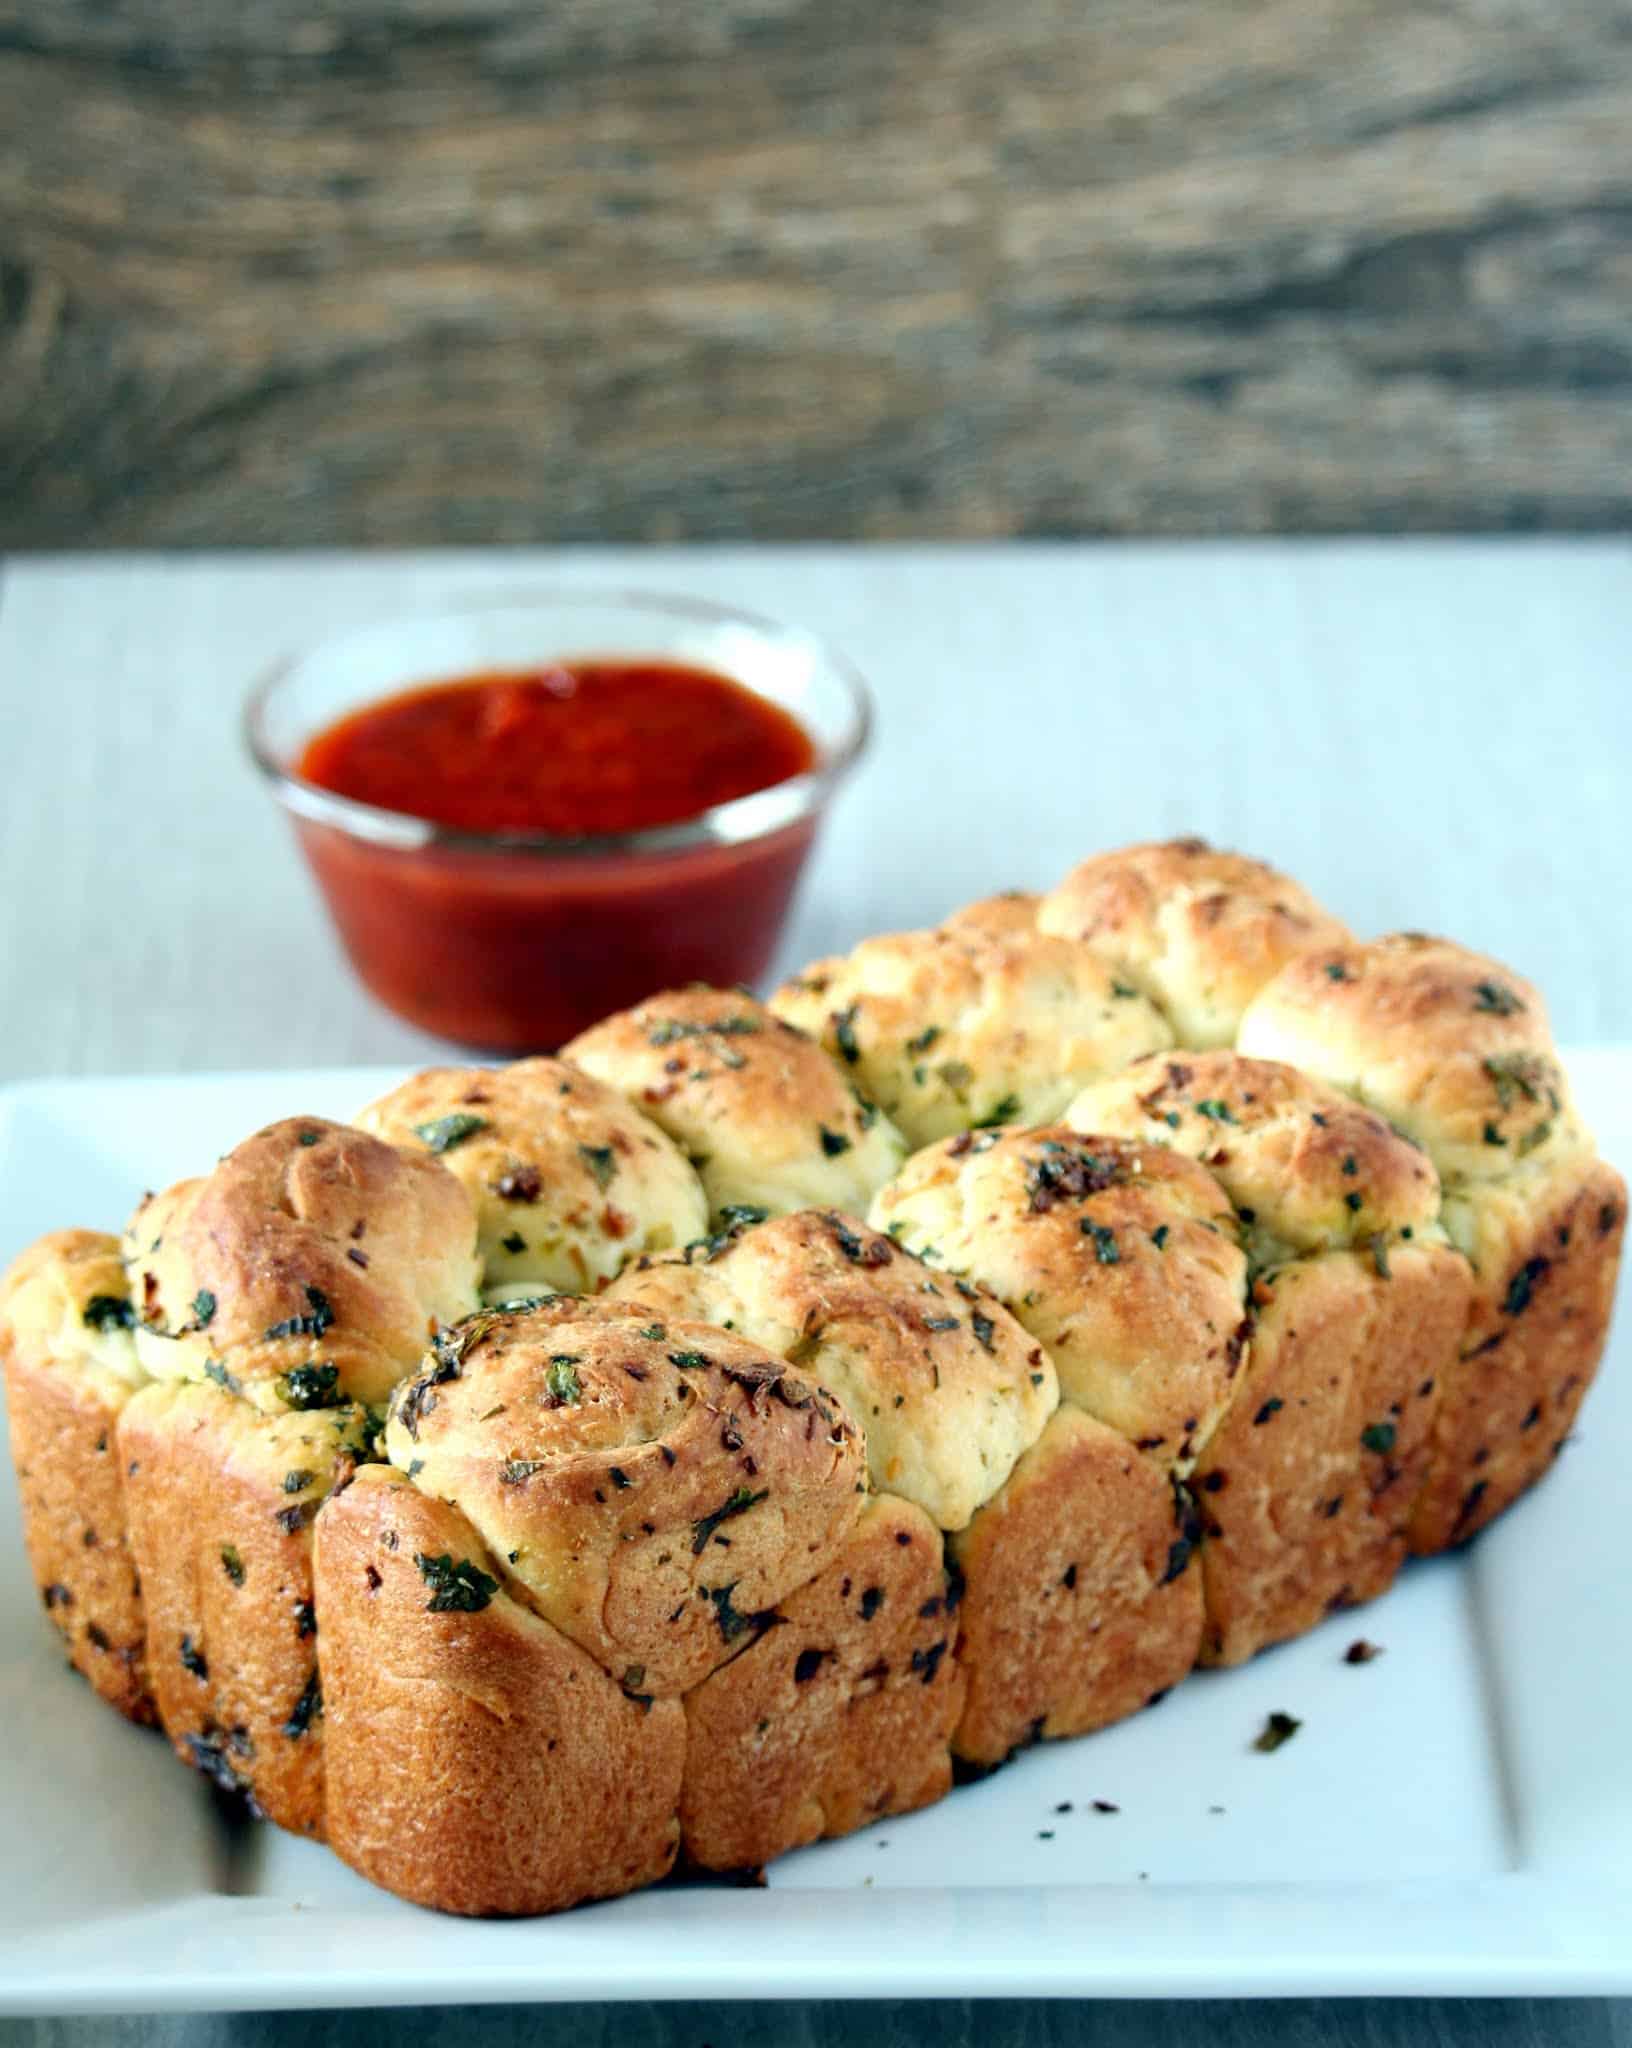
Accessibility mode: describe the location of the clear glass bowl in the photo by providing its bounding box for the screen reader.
[245,590,871,1051]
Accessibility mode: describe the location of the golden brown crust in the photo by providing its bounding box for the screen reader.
[1237,934,1580,1186]
[870,1128,1248,1463]
[604,1209,1057,1531]
[1193,1245,1470,1666]
[771,920,1171,1149]
[680,1494,963,1870]
[1066,1051,1443,1261]
[385,1302,867,1695]
[1413,1156,1626,1552]
[314,1466,684,1916]
[0,1230,153,1721]
[949,1406,1203,1765]
[1038,837,1349,1047]
[123,1117,480,1411]
[355,1059,707,1297]
[939,891,1043,941]
[116,1380,368,1834]
[565,988,907,1221]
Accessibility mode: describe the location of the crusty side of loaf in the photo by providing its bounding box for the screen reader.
[0,1229,153,1723]
[116,1381,349,1837]
[680,1493,963,1872]
[1194,1245,1469,1666]
[1413,1156,1627,1552]
[948,1406,1203,1767]
[314,1466,685,1917]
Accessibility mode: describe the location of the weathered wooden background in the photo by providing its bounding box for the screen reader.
[1,0,1629,545]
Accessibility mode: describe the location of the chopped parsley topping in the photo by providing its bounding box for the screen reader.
[973,1094,1021,1128]
[1253,1710,1302,1752]
[414,1112,489,1154]
[83,1295,135,1333]
[668,1350,711,1371]
[220,1544,245,1586]
[1483,1053,1553,1112]
[1473,980,1524,1015]
[648,1015,761,1046]
[501,1460,545,1485]
[579,1143,618,1189]
[1151,1225,1170,1250]
[692,1486,767,1555]
[1253,1397,1284,1425]
[831,1005,861,1064]
[906,1025,941,1054]
[190,1290,217,1328]
[415,1552,500,1612]
[546,1357,583,1404]
[1323,962,1351,982]
[279,1363,341,1410]
[717,1204,769,1234]
[640,1324,666,1341]
[282,1468,313,1495]
[970,1309,997,1352]
[204,1359,242,1395]
[1110,980,1140,999]
[283,1670,322,1739]
[179,1634,208,1680]
[501,1231,527,1255]
[296,1130,322,1147]
[1194,1099,1235,1123]
[1502,1257,1549,1317]
[265,1285,335,1343]
[1360,1422,1397,1455]
[818,1124,852,1157]
[1082,1222,1120,1264]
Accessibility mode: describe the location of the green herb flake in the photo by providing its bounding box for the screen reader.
[970,1309,997,1352]
[279,1362,341,1410]
[1360,1421,1397,1455]
[414,1112,489,1154]
[832,1004,862,1065]
[501,1459,545,1485]
[579,1144,618,1190]
[203,1358,242,1395]
[1324,963,1351,982]
[1344,1191,1363,1213]
[691,1486,768,1555]
[973,1094,1022,1129]
[1083,1222,1120,1265]
[415,1552,500,1613]
[83,1295,136,1334]
[283,1670,322,1740]
[296,1129,322,1147]
[1483,1122,1508,1147]
[546,1357,583,1404]
[818,1125,852,1157]
[220,1544,245,1586]
[1110,980,1140,999]
[282,1468,313,1496]
[1369,1234,1391,1280]
[1515,1119,1553,1158]
[501,1231,527,1255]
[190,1290,217,1327]
[1503,1257,1548,1317]
[1195,1099,1235,1124]
[640,1324,666,1341]
[1254,1710,1302,1753]
[906,1025,941,1054]
[1483,1053,1547,1112]
[1151,1225,1170,1250]
[668,1350,711,1371]
[1474,980,1524,1016]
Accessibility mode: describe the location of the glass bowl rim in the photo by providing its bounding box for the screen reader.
[243,584,873,859]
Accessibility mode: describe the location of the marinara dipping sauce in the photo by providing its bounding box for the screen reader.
[250,598,869,1051]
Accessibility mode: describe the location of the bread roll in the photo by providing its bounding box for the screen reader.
[0,1230,153,1721]
[117,1379,373,1834]
[771,919,1171,1149]
[1240,935,1625,1550]
[680,1493,964,1871]
[1039,837,1349,1046]
[123,1117,480,1412]
[604,1208,1056,1531]
[355,1058,707,1298]
[949,1405,1203,1765]
[314,1465,685,1916]
[383,1301,866,1696]
[870,1128,1247,1461]
[565,989,907,1222]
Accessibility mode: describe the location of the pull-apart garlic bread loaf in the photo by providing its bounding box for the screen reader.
[0,835,1620,1923]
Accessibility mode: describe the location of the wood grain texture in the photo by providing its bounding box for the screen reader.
[1,0,1630,544]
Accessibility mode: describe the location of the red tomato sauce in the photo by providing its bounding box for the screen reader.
[289,662,824,1053]
[297,663,816,837]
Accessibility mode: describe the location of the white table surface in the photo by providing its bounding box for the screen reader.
[0,540,1629,2048]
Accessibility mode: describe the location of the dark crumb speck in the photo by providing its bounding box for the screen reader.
[1344,1638,1383,1664]
[1055,1800,1073,1813]
[1253,1710,1302,1753]
[1092,1798,1119,1814]
[1037,1829,1055,1840]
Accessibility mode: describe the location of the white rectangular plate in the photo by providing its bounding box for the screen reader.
[1,1055,1629,2013]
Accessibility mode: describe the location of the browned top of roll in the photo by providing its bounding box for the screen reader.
[123,1116,481,1412]
[383,1300,866,1695]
